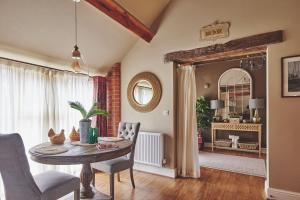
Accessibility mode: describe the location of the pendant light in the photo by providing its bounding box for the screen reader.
[71,0,83,72]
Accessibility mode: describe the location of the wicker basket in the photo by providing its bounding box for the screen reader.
[238,142,258,150]
[214,140,232,147]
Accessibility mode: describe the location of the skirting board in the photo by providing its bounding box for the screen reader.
[204,142,267,154]
[267,187,300,200]
[133,163,177,178]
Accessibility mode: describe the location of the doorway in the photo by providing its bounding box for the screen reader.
[195,53,267,177]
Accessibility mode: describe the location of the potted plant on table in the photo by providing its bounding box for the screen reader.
[68,101,108,143]
[196,96,213,150]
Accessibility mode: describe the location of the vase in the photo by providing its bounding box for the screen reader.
[79,119,91,143]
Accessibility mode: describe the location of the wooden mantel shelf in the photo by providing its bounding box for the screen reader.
[164,30,283,64]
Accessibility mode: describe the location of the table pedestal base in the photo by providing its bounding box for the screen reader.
[63,187,111,200]
[80,163,94,198]
[82,187,111,200]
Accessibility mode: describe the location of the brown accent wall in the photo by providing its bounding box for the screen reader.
[195,59,267,147]
[106,63,121,137]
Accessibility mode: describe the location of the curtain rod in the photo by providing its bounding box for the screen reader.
[0,56,91,77]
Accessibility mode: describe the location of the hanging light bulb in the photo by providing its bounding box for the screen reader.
[72,45,81,59]
[70,0,83,72]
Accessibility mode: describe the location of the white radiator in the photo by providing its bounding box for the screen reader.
[134,131,164,167]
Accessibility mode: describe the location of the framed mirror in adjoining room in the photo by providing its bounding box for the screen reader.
[218,68,253,121]
[127,72,162,113]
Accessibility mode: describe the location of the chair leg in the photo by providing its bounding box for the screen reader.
[92,169,96,187]
[130,167,135,188]
[117,172,120,182]
[110,173,115,200]
[74,188,80,200]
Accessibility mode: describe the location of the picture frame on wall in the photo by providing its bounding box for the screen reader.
[282,55,300,97]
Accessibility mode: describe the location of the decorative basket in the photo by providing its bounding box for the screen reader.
[214,140,232,147]
[238,142,258,150]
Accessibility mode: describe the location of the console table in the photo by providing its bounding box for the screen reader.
[211,122,262,157]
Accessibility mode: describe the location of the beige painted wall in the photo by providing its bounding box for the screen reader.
[121,0,300,192]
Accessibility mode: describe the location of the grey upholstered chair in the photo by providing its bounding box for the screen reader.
[0,133,80,200]
[91,122,140,200]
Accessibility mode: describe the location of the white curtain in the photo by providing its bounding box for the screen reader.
[0,59,93,197]
[177,65,200,178]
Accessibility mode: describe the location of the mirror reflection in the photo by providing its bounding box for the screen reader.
[219,68,252,120]
[133,80,153,105]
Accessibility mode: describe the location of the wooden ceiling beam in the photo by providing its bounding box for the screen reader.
[85,0,155,43]
[165,30,283,63]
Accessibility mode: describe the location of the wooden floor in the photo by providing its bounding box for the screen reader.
[95,167,266,200]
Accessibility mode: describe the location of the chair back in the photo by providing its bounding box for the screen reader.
[118,122,140,164]
[0,133,41,200]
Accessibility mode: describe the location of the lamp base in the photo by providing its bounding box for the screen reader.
[252,117,261,123]
[252,109,261,123]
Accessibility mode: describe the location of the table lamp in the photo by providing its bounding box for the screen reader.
[210,100,225,122]
[249,98,264,123]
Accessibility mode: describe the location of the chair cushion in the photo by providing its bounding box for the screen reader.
[34,171,80,200]
[92,157,131,173]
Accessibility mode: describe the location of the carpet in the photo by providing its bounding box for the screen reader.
[199,151,266,177]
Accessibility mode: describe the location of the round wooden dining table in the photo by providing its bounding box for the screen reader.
[29,140,132,199]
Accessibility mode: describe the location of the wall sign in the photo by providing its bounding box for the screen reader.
[200,21,230,41]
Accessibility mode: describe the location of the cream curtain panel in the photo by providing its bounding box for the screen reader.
[0,59,93,197]
[177,65,200,178]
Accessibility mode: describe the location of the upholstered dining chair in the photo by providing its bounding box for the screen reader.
[91,122,140,200]
[0,133,80,200]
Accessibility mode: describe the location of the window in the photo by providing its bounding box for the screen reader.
[0,59,93,197]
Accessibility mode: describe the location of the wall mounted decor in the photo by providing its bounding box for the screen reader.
[127,72,162,112]
[200,21,230,41]
[218,68,253,120]
[281,55,300,97]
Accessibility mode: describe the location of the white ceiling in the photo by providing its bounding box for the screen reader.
[116,0,170,27]
[0,0,170,73]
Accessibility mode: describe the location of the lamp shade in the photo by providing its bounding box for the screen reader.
[249,98,264,109]
[210,100,225,109]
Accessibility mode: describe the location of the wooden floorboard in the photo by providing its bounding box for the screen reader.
[95,167,266,200]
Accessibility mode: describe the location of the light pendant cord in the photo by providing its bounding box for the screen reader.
[74,1,78,46]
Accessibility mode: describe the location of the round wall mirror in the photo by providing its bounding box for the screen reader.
[133,80,153,105]
[128,72,162,112]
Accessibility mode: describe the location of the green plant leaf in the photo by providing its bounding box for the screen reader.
[196,96,213,130]
[86,109,108,119]
[68,101,108,120]
[85,102,109,119]
[68,101,87,119]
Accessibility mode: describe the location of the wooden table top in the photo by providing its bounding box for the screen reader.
[29,140,132,165]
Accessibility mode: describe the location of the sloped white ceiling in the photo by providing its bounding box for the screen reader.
[0,0,169,73]
[116,0,170,27]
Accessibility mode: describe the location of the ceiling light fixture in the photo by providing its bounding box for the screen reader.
[71,0,83,72]
[240,55,266,71]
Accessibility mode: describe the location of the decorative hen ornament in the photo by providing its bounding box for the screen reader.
[69,126,80,142]
[48,128,65,145]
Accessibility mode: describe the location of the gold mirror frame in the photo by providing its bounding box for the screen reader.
[127,72,162,112]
